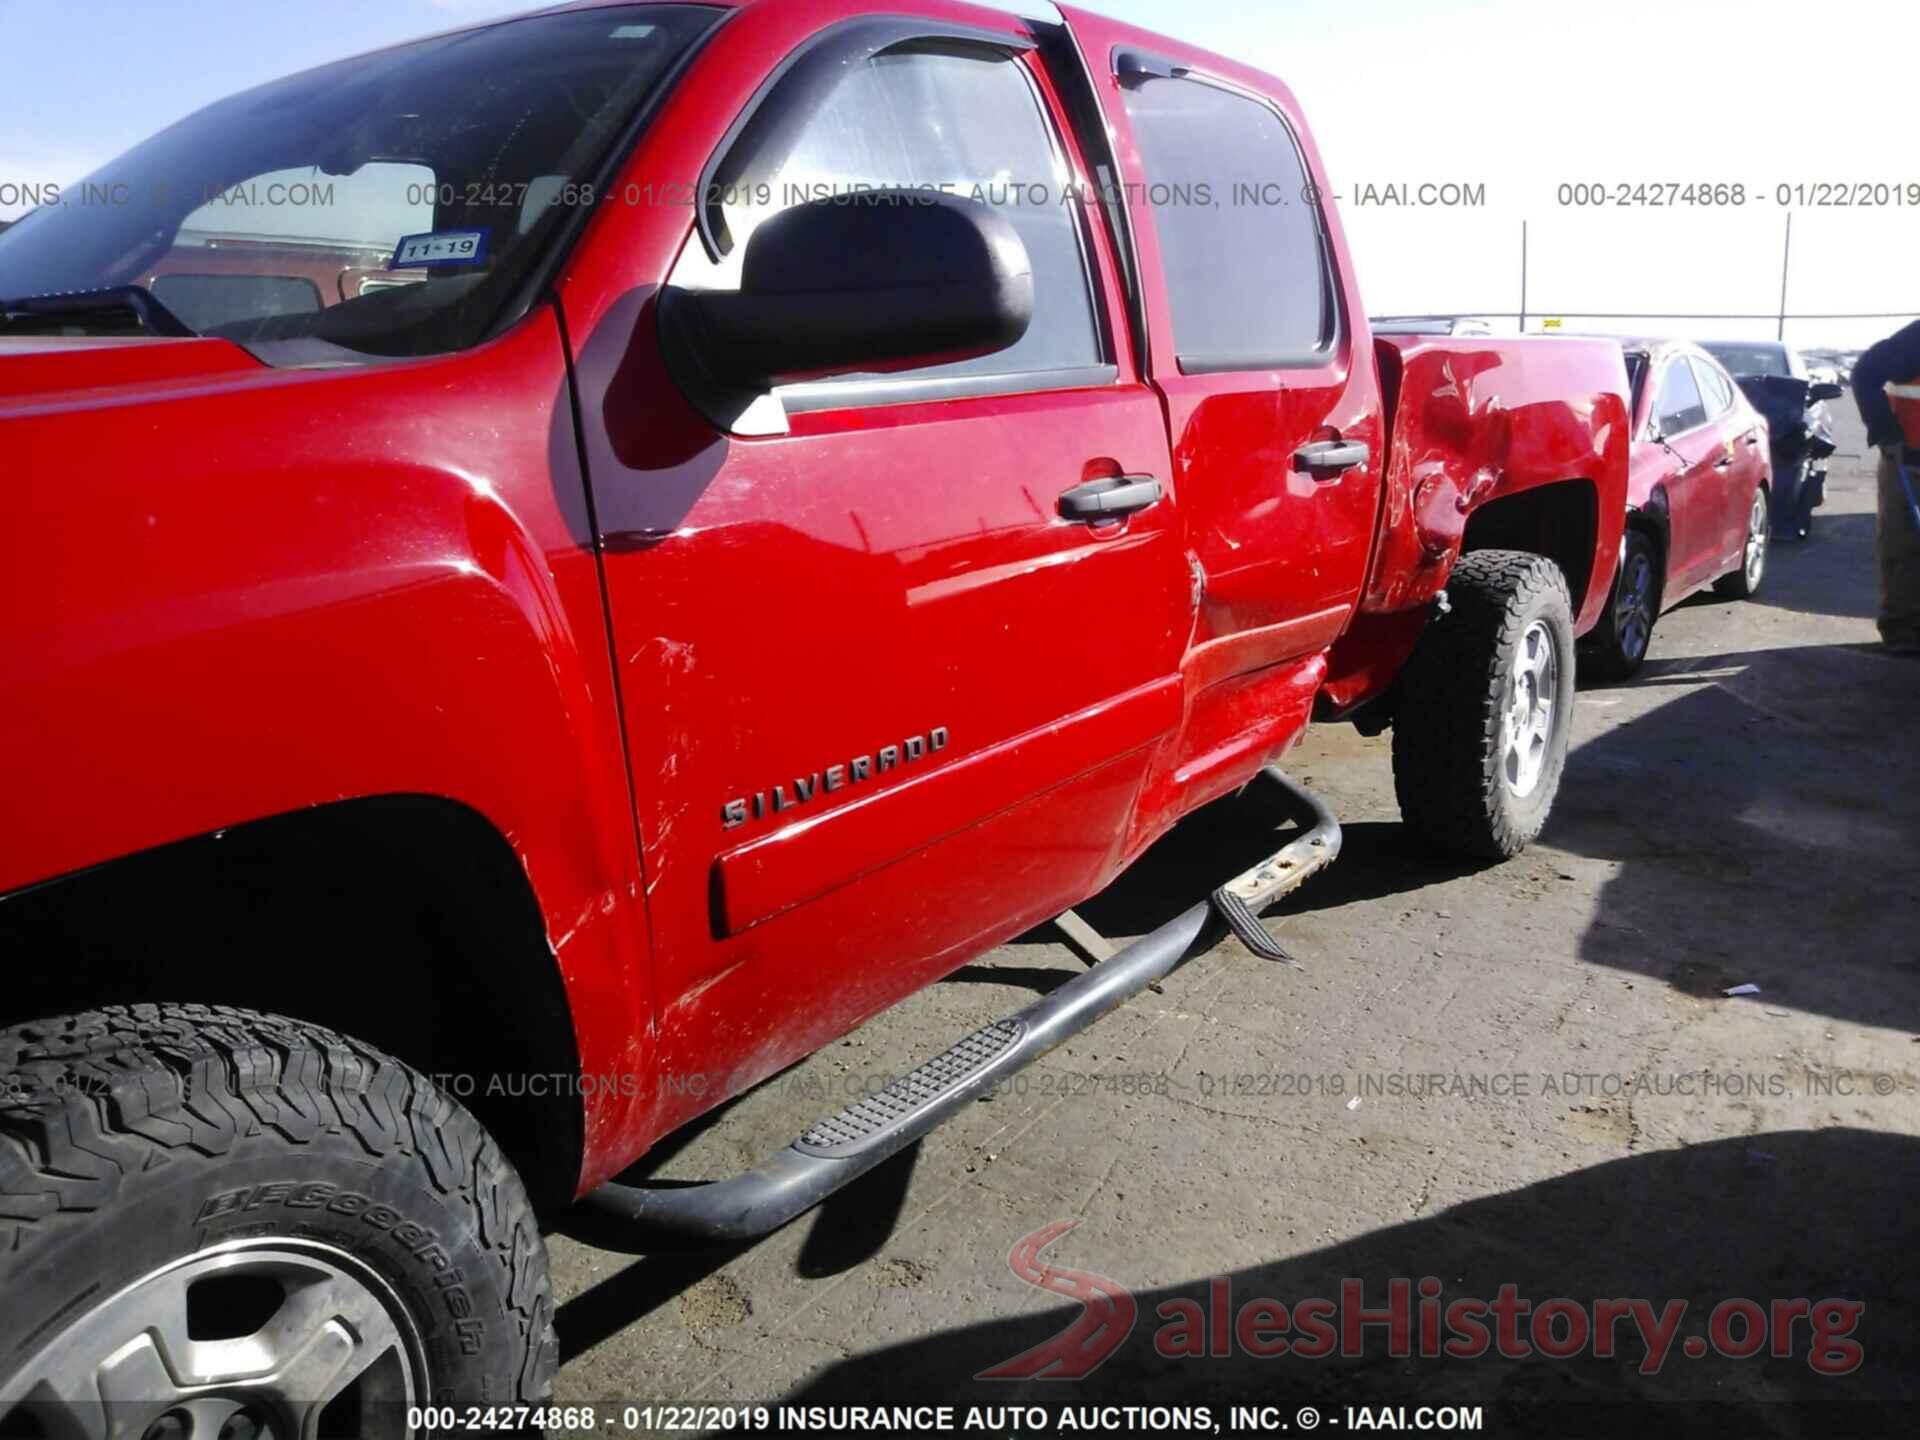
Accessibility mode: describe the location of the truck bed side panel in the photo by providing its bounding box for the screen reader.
[1364,334,1630,628]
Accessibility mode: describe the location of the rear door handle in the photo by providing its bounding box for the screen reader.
[1058,475,1163,521]
[1292,439,1370,478]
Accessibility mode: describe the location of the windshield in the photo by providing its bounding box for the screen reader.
[1701,343,1791,379]
[0,4,715,360]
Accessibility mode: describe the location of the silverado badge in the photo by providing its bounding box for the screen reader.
[723,727,950,829]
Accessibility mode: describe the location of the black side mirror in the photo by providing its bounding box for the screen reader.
[1808,381,1844,402]
[665,191,1032,391]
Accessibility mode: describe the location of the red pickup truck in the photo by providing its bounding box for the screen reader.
[0,0,1626,1413]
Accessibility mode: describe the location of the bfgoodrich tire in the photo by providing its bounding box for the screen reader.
[0,1004,555,1430]
[1392,550,1576,860]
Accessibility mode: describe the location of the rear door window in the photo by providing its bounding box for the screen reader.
[1656,359,1708,436]
[1119,71,1334,371]
[1691,357,1735,420]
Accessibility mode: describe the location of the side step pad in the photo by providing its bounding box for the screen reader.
[796,1018,1024,1158]
[580,767,1341,1245]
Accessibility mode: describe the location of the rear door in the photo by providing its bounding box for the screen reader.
[1691,354,1764,561]
[567,2,1190,1115]
[1064,7,1385,807]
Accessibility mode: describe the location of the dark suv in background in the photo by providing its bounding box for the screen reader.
[1699,340,1842,541]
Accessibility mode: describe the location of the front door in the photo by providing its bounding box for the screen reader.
[1649,354,1723,589]
[565,2,1190,1123]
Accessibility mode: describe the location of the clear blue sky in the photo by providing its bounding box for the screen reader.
[4,0,1916,347]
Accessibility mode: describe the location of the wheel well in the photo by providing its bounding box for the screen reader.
[0,798,583,1213]
[1460,480,1599,616]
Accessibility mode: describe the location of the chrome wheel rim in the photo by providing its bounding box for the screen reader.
[1744,490,1769,588]
[1615,547,1655,661]
[1501,619,1559,799]
[1,1239,425,1440]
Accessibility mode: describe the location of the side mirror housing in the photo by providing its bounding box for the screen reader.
[1808,381,1844,402]
[665,191,1033,392]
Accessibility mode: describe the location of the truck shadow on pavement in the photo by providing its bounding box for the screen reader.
[1546,640,1920,1032]
[1640,514,1882,628]
[775,1128,1916,1437]
[1741,512,1880,622]
[1548,420,1919,1026]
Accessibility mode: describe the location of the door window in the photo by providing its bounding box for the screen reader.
[680,43,1102,386]
[1655,359,1708,436]
[1691,357,1735,419]
[1120,72,1334,371]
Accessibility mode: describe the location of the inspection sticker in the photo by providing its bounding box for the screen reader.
[389,229,490,269]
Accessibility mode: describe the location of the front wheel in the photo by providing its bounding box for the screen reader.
[0,1005,557,1433]
[1392,551,1577,860]
[1715,486,1770,598]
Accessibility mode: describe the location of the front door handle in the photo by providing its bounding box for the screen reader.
[1293,439,1370,478]
[1059,475,1163,521]
[1715,456,1734,470]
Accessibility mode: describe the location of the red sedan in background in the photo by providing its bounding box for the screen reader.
[1581,339,1773,678]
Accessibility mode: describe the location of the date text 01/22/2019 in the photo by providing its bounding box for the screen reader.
[1557,180,1920,207]
[403,1404,1488,1434]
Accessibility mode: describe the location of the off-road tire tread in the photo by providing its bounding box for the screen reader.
[1392,550,1573,860]
[0,1003,556,1398]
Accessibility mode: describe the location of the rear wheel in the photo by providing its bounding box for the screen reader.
[1715,486,1770,598]
[1392,551,1576,860]
[0,1004,556,1432]
[1581,529,1659,681]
